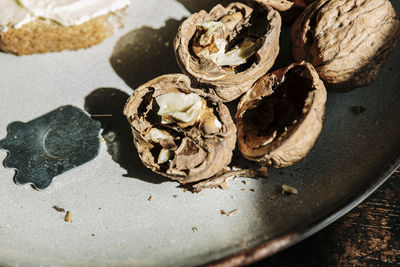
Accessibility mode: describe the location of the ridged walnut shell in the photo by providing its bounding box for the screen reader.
[236,62,327,167]
[123,74,236,184]
[247,0,314,25]
[292,0,400,91]
[174,2,281,102]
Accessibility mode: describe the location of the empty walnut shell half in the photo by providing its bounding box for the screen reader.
[292,0,400,91]
[236,61,327,167]
[174,2,281,102]
[123,74,236,184]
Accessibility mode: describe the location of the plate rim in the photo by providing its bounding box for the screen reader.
[206,152,400,266]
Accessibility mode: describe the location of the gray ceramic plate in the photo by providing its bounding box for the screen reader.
[0,1,399,266]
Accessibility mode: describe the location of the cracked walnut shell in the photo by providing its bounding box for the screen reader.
[291,0,400,91]
[174,2,281,102]
[123,74,236,184]
[236,62,327,167]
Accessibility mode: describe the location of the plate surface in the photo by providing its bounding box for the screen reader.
[0,1,399,266]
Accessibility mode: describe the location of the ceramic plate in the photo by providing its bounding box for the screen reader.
[0,0,399,266]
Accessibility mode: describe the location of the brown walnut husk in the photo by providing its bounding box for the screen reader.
[236,61,327,167]
[174,2,281,102]
[292,0,400,91]
[123,74,236,184]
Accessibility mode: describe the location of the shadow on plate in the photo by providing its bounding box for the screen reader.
[84,87,168,184]
[110,19,184,90]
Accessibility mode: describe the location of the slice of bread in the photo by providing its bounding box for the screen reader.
[0,10,125,55]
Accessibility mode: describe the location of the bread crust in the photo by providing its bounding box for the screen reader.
[0,14,115,55]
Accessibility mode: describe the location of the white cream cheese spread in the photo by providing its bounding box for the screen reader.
[0,0,130,32]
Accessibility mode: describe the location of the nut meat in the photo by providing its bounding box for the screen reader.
[292,0,400,91]
[123,74,236,184]
[236,62,327,167]
[174,2,281,102]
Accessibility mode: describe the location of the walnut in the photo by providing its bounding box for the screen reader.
[247,0,315,24]
[236,62,327,167]
[291,0,400,91]
[123,74,236,184]
[174,2,281,102]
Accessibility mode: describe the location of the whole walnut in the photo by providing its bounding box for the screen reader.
[292,0,400,91]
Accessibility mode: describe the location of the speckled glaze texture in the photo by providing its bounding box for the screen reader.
[0,0,399,266]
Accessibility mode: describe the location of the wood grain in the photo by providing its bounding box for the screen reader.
[252,169,400,266]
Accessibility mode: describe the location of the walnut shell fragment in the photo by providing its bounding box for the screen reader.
[174,2,281,102]
[292,0,400,91]
[236,62,327,167]
[123,74,236,184]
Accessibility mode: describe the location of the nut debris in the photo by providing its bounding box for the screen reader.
[218,181,228,190]
[282,184,298,195]
[221,209,239,216]
[52,205,65,213]
[189,167,268,193]
[64,211,73,223]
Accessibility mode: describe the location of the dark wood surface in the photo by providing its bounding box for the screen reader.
[251,168,400,266]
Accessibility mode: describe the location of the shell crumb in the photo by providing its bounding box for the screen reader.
[221,209,239,216]
[219,181,228,190]
[282,184,298,195]
[64,211,73,223]
[52,205,65,213]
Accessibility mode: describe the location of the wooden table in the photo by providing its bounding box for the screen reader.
[251,168,400,266]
